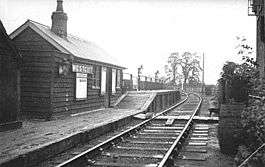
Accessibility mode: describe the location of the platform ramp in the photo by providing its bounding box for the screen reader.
[115,91,153,110]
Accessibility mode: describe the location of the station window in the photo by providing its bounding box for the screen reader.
[116,69,121,88]
[92,65,100,89]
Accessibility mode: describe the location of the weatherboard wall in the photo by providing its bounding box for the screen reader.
[12,27,56,119]
[0,29,20,124]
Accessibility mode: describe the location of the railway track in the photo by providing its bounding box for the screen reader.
[56,93,202,167]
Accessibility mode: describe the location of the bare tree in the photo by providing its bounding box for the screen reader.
[166,52,202,90]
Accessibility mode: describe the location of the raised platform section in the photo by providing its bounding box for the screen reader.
[115,91,153,110]
[115,90,181,113]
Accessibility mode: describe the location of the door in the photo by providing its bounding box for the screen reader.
[101,67,107,95]
[112,69,116,94]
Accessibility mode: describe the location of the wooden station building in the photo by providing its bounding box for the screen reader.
[0,20,22,130]
[9,0,125,119]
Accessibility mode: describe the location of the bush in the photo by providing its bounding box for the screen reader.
[216,62,253,104]
[216,60,265,165]
[239,97,265,166]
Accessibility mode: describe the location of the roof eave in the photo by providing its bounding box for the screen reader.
[72,55,126,69]
[9,20,70,54]
[9,20,126,69]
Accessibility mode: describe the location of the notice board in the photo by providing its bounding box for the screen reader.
[76,73,87,99]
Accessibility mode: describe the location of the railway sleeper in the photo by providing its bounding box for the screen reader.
[150,123,185,127]
[142,129,182,133]
[192,130,208,133]
[184,145,207,150]
[138,131,180,136]
[189,137,208,140]
[89,162,158,167]
[183,148,207,153]
[193,127,209,130]
[115,145,168,151]
[101,152,164,159]
[118,141,172,148]
[191,133,208,137]
[188,142,207,146]
[131,135,178,140]
[124,139,173,145]
[145,126,184,130]
[106,147,167,155]
[177,153,207,161]
[92,155,159,166]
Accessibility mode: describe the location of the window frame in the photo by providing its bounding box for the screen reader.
[92,65,101,89]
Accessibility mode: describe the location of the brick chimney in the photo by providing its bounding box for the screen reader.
[51,0,68,38]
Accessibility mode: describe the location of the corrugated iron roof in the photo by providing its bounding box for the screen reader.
[10,20,125,69]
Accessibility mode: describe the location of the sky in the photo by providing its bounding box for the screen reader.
[0,0,256,84]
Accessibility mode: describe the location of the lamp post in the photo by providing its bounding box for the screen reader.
[155,70,159,82]
[137,65,143,91]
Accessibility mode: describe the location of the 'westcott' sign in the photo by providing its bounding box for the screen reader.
[72,63,93,74]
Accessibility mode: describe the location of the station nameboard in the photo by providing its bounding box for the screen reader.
[72,63,93,74]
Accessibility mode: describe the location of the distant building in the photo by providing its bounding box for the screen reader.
[0,20,22,130]
[9,0,125,119]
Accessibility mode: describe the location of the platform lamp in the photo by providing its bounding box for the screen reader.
[137,65,143,91]
[58,58,71,76]
[155,70,159,82]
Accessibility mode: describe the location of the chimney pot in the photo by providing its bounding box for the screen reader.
[51,0,67,38]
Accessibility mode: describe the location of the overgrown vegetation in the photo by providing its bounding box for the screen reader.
[217,61,253,104]
[216,36,265,165]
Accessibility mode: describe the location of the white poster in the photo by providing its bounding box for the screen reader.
[76,73,87,99]
[112,69,116,94]
[101,67,107,95]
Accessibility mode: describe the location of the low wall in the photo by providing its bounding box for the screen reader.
[139,81,164,90]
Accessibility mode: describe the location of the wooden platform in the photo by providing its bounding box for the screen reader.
[0,121,22,132]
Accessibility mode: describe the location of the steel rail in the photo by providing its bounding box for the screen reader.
[56,93,189,167]
[238,94,265,167]
[158,93,202,167]
[238,143,265,167]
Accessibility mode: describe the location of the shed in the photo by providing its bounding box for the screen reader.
[9,0,125,119]
[0,20,22,130]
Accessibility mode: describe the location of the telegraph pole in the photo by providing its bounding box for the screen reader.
[249,0,265,79]
[201,53,205,94]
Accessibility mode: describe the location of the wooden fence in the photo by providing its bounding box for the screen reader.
[122,73,165,91]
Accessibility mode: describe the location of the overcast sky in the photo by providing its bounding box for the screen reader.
[0,0,256,84]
